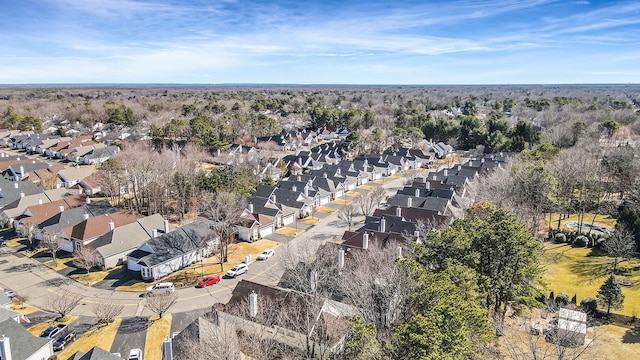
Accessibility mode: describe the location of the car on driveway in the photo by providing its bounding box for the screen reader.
[53,331,76,351]
[196,275,221,288]
[225,263,248,278]
[128,348,143,360]
[3,288,15,298]
[40,324,68,339]
[257,249,275,260]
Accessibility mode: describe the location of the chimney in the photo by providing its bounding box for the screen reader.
[298,157,302,166]
[363,232,369,249]
[397,246,403,259]
[249,291,258,318]
[407,197,412,207]
[499,152,504,157]
[0,335,12,360]
[217,148,221,156]
[83,213,89,220]
[20,166,24,179]
[292,185,297,192]
[38,198,43,205]
[414,230,420,241]
[13,182,18,189]
[162,337,173,360]
[396,207,401,217]
[425,181,430,190]
[108,220,115,231]
[85,196,90,204]
[58,205,65,212]
[152,229,158,238]
[469,161,473,167]
[164,219,169,233]
[379,217,386,233]
[338,249,345,269]
[457,165,461,171]
[304,185,309,197]
[443,169,448,177]
[415,188,420,198]
[248,203,254,213]
[297,175,301,182]
[19,192,24,198]
[323,172,328,179]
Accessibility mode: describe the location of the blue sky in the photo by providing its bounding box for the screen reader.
[1,0,639,84]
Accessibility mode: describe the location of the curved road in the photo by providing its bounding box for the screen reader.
[0,174,411,319]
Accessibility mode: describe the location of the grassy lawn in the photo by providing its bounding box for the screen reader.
[595,324,640,358]
[345,191,362,198]
[316,206,338,214]
[332,199,352,205]
[71,270,110,286]
[5,237,26,247]
[276,227,303,236]
[43,257,75,271]
[542,242,640,316]
[546,213,617,231]
[299,216,319,225]
[144,314,172,360]
[27,315,78,337]
[10,301,39,315]
[58,318,122,359]
[372,179,385,185]
[357,185,376,191]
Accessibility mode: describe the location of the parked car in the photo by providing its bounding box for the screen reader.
[128,348,143,360]
[145,282,175,296]
[197,275,221,288]
[53,331,76,351]
[3,288,15,298]
[40,324,68,339]
[225,263,248,278]
[257,249,275,260]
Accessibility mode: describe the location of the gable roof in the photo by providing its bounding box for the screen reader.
[0,318,52,360]
[89,214,169,257]
[66,210,143,240]
[136,217,213,267]
[70,346,124,360]
[38,200,117,235]
[18,194,88,225]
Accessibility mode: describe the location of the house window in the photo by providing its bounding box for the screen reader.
[141,267,149,277]
[75,241,82,251]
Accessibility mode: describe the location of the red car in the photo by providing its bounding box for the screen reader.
[197,275,221,288]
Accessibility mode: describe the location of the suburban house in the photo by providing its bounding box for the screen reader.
[79,145,120,165]
[75,172,103,195]
[86,213,171,268]
[429,141,454,158]
[127,217,215,281]
[13,194,88,233]
[57,166,97,189]
[236,202,276,242]
[177,280,354,359]
[0,318,54,360]
[0,293,19,323]
[254,185,314,219]
[1,188,69,225]
[0,180,44,209]
[373,205,451,229]
[68,346,124,360]
[37,199,117,243]
[61,210,144,253]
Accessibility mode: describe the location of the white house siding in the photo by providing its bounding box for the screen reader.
[147,252,199,280]
[128,257,142,271]
[282,214,295,226]
[101,250,133,268]
[319,197,330,206]
[259,224,274,237]
[60,239,74,253]
[334,190,344,198]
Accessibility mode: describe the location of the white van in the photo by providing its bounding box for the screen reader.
[145,282,175,296]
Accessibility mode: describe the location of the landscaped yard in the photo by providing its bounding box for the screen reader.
[58,318,122,359]
[71,270,111,286]
[116,239,281,291]
[43,257,75,271]
[357,185,376,191]
[299,216,319,225]
[144,314,172,360]
[545,213,617,232]
[316,206,338,214]
[542,242,640,317]
[345,191,361,197]
[332,199,352,205]
[276,226,303,236]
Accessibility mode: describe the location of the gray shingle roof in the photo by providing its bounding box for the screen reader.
[0,318,52,360]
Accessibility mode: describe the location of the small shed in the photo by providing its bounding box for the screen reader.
[557,308,587,345]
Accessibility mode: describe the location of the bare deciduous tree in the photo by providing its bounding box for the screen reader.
[173,313,242,360]
[338,203,359,231]
[44,293,83,320]
[73,247,99,273]
[355,192,377,217]
[93,301,124,324]
[144,292,178,319]
[12,293,29,310]
[602,226,637,272]
[200,191,247,272]
[41,232,63,266]
[371,187,388,211]
[18,222,38,250]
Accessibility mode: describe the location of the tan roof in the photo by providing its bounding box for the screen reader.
[58,166,97,183]
[66,210,143,240]
[93,213,167,257]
